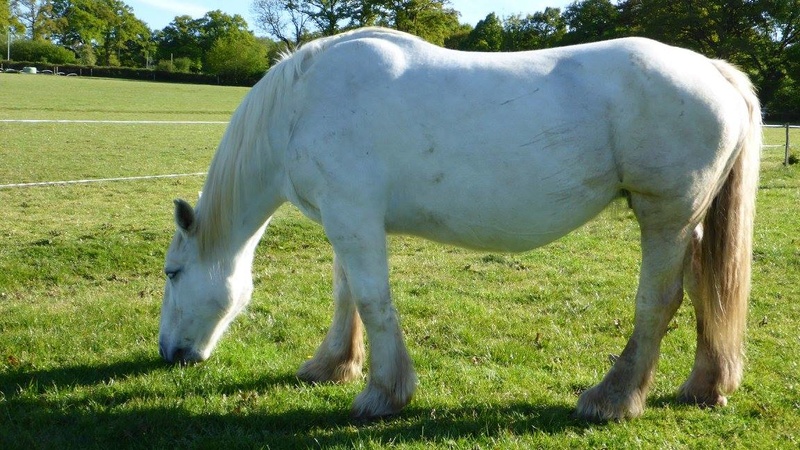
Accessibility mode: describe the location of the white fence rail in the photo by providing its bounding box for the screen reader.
[0,173,207,190]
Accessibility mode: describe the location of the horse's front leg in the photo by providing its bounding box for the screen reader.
[297,255,365,383]
[324,216,418,419]
[576,224,690,421]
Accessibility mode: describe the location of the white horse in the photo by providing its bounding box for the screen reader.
[158,28,760,422]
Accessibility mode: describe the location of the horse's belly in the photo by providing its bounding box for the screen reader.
[385,170,619,252]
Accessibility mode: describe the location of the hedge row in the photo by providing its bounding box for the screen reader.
[0,60,261,87]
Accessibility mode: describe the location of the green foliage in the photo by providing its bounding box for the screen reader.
[252,0,462,48]
[562,0,622,44]
[48,0,153,67]
[11,0,54,40]
[8,37,75,63]
[154,10,257,74]
[172,56,197,72]
[76,43,95,65]
[456,13,503,51]
[503,8,567,51]
[251,0,364,50]
[769,77,800,122]
[370,0,461,45]
[0,0,8,29]
[1,0,17,33]
[205,33,269,83]
[443,0,800,122]
[155,56,198,73]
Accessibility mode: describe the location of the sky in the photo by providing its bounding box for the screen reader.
[126,0,573,33]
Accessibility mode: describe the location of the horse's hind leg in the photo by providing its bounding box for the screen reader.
[576,198,692,421]
[297,255,365,383]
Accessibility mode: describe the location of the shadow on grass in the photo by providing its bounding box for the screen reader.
[0,357,596,449]
[0,356,164,393]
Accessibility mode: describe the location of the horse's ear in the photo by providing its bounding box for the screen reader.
[173,199,196,235]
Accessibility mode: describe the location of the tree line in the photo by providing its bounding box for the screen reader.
[2,0,276,83]
[447,0,800,121]
[2,0,799,120]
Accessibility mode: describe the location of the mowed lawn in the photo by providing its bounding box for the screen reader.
[0,73,798,449]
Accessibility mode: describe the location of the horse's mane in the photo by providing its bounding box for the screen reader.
[194,28,415,257]
[193,47,296,258]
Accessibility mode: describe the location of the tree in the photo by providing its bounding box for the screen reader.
[251,0,358,50]
[50,0,105,51]
[251,0,306,50]
[441,22,471,49]
[618,0,762,61]
[747,0,800,110]
[205,32,269,83]
[369,0,460,45]
[155,15,204,69]
[1,0,8,30]
[197,9,252,52]
[94,0,151,66]
[562,0,621,44]
[503,7,566,51]
[251,0,461,48]
[155,10,261,73]
[457,12,503,51]
[3,0,25,34]
[11,0,55,40]
[76,41,94,64]
[49,0,153,67]
[306,0,359,35]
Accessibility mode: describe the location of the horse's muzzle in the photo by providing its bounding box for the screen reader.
[159,342,202,366]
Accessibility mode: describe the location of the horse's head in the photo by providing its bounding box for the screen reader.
[158,199,254,365]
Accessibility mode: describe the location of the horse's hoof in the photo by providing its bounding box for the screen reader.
[677,386,728,408]
[575,384,645,422]
[350,381,411,420]
[297,357,363,384]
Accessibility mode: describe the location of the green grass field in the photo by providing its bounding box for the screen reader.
[1,74,799,449]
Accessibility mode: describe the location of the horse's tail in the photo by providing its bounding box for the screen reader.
[687,60,761,394]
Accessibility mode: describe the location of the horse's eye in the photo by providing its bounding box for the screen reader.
[165,269,180,280]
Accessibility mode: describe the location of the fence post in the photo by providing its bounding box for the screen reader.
[786,123,791,167]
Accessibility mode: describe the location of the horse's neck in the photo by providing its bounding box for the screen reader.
[196,86,287,262]
[196,164,282,265]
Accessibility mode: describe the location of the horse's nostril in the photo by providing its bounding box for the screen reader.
[173,347,186,362]
[159,343,189,365]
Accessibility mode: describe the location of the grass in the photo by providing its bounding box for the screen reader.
[1,74,799,449]
[0,73,248,121]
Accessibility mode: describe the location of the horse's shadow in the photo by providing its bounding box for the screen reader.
[1,357,595,447]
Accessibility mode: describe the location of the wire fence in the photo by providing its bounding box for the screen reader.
[0,173,207,190]
[763,123,799,166]
[0,119,224,190]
